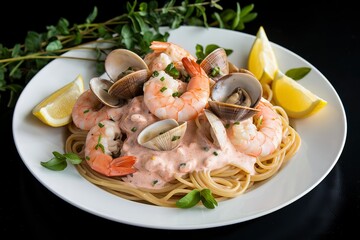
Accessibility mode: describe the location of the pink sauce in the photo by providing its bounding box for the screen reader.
[117,96,256,189]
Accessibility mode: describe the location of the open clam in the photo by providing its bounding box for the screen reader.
[137,119,187,151]
[209,72,263,122]
[195,110,228,150]
[105,48,149,82]
[90,49,151,107]
[200,48,229,81]
[89,77,125,108]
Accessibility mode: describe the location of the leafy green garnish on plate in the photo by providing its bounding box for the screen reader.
[285,67,311,80]
[41,151,82,171]
[176,188,218,209]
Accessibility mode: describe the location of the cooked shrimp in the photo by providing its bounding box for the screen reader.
[72,89,124,130]
[84,120,136,177]
[144,41,196,74]
[143,57,210,122]
[228,98,283,157]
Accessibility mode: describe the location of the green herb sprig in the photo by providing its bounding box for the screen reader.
[176,188,218,209]
[0,0,257,108]
[41,151,82,171]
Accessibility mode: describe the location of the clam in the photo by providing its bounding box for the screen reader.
[200,48,229,81]
[108,68,149,99]
[89,77,124,108]
[105,48,149,82]
[196,109,227,149]
[137,119,187,151]
[105,49,151,99]
[90,48,151,107]
[209,72,263,122]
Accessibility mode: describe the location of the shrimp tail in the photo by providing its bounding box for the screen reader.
[150,41,170,53]
[182,57,206,77]
[91,155,136,177]
[109,156,137,176]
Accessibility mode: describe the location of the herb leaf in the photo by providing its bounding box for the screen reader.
[40,151,82,171]
[176,188,218,209]
[41,156,68,171]
[63,153,83,165]
[285,67,311,80]
[200,188,218,209]
[176,189,201,208]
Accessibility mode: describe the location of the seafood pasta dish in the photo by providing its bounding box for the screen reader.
[65,41,301,208]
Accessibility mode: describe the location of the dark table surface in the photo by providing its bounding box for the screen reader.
[1,0,358,239]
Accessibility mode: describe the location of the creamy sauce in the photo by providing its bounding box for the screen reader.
[117,96,256,189]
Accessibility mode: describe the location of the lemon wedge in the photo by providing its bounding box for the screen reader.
[272,72,327,118]
[32,74,85,127]
[248,26,279,84]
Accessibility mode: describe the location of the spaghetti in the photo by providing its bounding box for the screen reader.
[65,93,301,208]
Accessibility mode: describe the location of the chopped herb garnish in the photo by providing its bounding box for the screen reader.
[225,123,230,129]
[210,66,221,77]
[160,87,167,92]
[213,151,218,156]
[131,127,137,132]
[172,91,180,97]
[160,76,165,81]
[85,156,90,161]
[234,121,240,125]
[152,71,159,77]
[165,63,180,79]
[152,180,158,186]
[98,122,104,128]
[171,135,181,141]
[203,147,210,151]
[95,134,105,153]
[83,109,90,114]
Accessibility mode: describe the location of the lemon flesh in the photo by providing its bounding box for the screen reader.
[272,72,327,118]
[248,26,279,84]
[32,74,85,127]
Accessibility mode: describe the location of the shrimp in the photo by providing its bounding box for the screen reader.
[84,120,136,177]
[143,57,210,122]
[228,98,283,157]
[72,89,124,130]
[144,41,196,75]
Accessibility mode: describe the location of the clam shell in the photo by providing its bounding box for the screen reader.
[108,69,150,99]
[210,72,262,122]
[200,48,229,81]
[105,48,149,82]
[89,77,124,108]
[203,109,228,150]
[137,119,187,151]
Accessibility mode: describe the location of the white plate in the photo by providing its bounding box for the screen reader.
[12,26,347,229]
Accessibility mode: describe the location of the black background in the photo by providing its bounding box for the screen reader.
[1,0,358,239]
